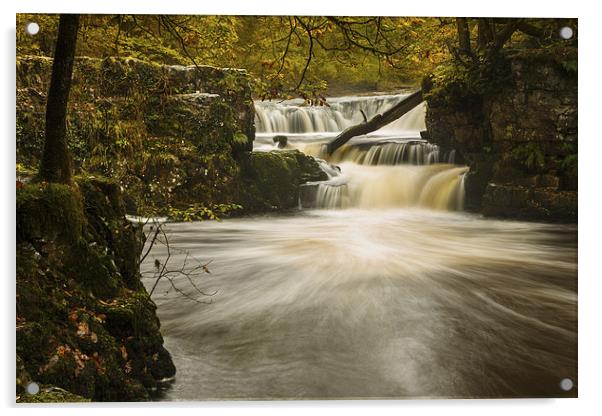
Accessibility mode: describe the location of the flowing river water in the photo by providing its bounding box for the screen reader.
[142,92,577,400]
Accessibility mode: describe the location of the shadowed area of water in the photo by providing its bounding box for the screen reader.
[142,210,577,400]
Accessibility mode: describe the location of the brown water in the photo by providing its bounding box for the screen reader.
[142,209,577,400]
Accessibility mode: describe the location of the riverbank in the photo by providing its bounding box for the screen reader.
[17,176,175,402]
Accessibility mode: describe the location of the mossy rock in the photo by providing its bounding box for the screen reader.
[482,183,577,221]
[62,239,122,299]
[17,183,84,244]
[16,174,175,401]
[238,150,327,211]
[77,176,145,289]
[98,291,176,385]
[17,55,256,216]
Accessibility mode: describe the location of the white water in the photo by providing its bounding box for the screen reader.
[143,93,577,400]
[312,163,468,210]
[254,93,427,134]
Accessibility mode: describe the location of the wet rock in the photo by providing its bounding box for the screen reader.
[273,135,288,148]
[482,183,577,221]
[299,183,320,209]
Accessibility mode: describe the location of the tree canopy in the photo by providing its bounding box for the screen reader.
[17,14,575,99]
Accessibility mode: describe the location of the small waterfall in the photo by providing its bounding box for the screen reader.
[329,141,450,166]
[312,164,469,211]
[255,94,426,134]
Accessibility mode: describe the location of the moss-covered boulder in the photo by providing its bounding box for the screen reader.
[482,183,577,221]
[238,150,328,211]
[16,176,175,402]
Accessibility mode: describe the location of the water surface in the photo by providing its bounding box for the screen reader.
[143,209,577,400]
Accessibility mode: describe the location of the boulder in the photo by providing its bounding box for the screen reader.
[238,150,328,211]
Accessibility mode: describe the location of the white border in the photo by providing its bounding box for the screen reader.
[3,1,600,415]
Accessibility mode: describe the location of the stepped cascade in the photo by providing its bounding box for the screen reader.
[254,92,467,211]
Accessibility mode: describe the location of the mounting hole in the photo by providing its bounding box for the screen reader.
[560,378,574,391]
[25,382,40,395]
[25,22,40,36]
[559,26,574,40]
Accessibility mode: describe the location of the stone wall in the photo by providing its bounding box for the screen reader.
[424,47,577,221]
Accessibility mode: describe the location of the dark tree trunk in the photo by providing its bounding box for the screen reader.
[486,19,522,61]
[456,18,471,54]
[39,14,80,184]
[325,90,423,155]
[477,18,494,50]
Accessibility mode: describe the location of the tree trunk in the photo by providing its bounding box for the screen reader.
[325,90,423,155]
[486,19,522,61]
[456,18,471,54]
[39,14,80,184]
[477,18,493,50]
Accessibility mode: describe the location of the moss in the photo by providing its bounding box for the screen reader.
[16,174,175,402]
[62,239,122,299]
[510,142,546,173]
[233,132,249,145]
[238,150,327,211]
[77,176,126,219]
[98,290,175,384]
[18,387,91,403]
[482,184,577,221]
[16,183,84,244]
[506,46,578,76]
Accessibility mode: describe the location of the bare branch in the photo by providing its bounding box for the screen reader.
[141,219,216,304]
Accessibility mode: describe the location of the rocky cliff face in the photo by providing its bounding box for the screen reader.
[424,47,577,221]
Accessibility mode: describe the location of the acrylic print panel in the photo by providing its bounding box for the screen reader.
[15,14,577,402]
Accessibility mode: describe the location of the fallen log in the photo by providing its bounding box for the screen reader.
[325,90,423,155]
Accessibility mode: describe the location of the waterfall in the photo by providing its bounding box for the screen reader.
[312,163,469,210]
[255,93,426,134]
[328,141,449,166]
[253,92,467,212]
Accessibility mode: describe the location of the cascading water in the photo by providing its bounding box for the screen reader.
[254,92,467,211]
[254,93,427,134]
[314,163,468,210]
[144,91,576,401]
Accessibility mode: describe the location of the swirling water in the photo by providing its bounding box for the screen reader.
[143,94,577,400]
[144,211,576,400]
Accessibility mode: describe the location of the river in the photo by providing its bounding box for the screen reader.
[142,92,577,400]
